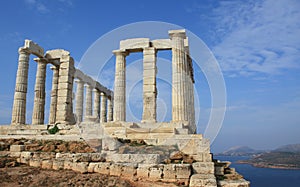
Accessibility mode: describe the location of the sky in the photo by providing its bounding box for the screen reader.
[0,0,299,153]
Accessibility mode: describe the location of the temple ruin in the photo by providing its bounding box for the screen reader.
[0,29,250,187]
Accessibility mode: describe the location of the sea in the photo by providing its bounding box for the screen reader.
[214,156,300,187]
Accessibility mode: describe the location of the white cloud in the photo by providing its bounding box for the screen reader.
[24,0,49,14]
[211,0,300,76]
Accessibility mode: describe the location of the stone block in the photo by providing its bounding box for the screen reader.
[163,164,176,179]
[52,160,64,170]
[9,152,21,158]
[10,145,25,152]
[189,174,217,187]
[192,162,215,174]
[218,179,250,187]
[102,137,121,151]
[88,163,97,173]
[149,165,163,180]
[19,152,32,164]
[175,164,191,179]
[137,164,156,178]
[41,160,53,169]
[94,162,110,175]
[110,163,123,176]
[121,163,137,178]
[120,38,150,50]
[24,39,44,57]
[72,162,88,173]
[29,159,42,167]
[64,161,73,170]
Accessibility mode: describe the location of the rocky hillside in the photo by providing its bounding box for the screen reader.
[217,146,263,156]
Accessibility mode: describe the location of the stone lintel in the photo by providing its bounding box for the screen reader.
[74,69,113,97]
[151,39,171,50]
[120,38,150,51]
[24,39,44,57]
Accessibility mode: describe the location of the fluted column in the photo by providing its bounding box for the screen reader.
[85,84,93,118]
[169,30,188,122]
[75,79,84,123]
[142,47,157,123]
[49,66,59,124]
[107,96,113,121]
[32,58,47,125]
[100,92,107,123]
[113,50,128,121]
[93,88,100,120]
[11,48,30,125]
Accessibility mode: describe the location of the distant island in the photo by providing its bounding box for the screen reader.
[217,144,300,170]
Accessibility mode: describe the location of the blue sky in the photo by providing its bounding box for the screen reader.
[0,0,299,152]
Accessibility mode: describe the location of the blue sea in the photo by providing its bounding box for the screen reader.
[214,156,300,187]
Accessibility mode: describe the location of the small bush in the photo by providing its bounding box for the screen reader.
[48,125,59,134]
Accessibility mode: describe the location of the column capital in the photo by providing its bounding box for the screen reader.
[113,49,129,56]
[18,47,30,55]
[169,29,186,39]
[100,92,106,96]
[34,57,48,64]
[50,65,58,70]
[84,84,93,89]
[143,47,157,55]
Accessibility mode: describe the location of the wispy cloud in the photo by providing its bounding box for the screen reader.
[24,0,50,14]
[24,0,74,14]
[209,0,300,76]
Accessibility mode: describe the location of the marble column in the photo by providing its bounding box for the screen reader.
[49,66,59,124]
[113,50,128,121]
[85,84,93,118]
[75,79,84,123]
[55,55,75,125]
[93,88,100,120]
[32,58,47,125]
[100,92,107,123]
[142,47,157,123]
[11,48,30,125]
[169,30,188,122]
[107,96,113,121]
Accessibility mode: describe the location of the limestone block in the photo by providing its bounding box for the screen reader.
[189,174,217,187]
[41,160,53,169]
[175,164,191,179]
[177,138,210,155]
[56,153,74,162]
[52,160,64,170]
[192,162,215,174]
[29,159,42,167]
[94,162,111,175]
[110,163,123,176]
[120,38,150,50]
[19,152,32,164]
[151,39,171,49]
[24,39,44,57]
[218,179,250,187]
[149,165,164,180]
[121,163,137,178]
[163,164,176,179]
[10,145,25,152]
[72,162,88,173]
[62,160,72,170]
[191,154,203,162]
[102,137,121,151]
[137,164,156,178]
[88,162,97,173]
[9,152,21,158]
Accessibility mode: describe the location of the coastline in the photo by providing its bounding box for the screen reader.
[237,160,300,170]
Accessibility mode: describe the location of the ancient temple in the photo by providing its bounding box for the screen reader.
[1,29,250,187]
